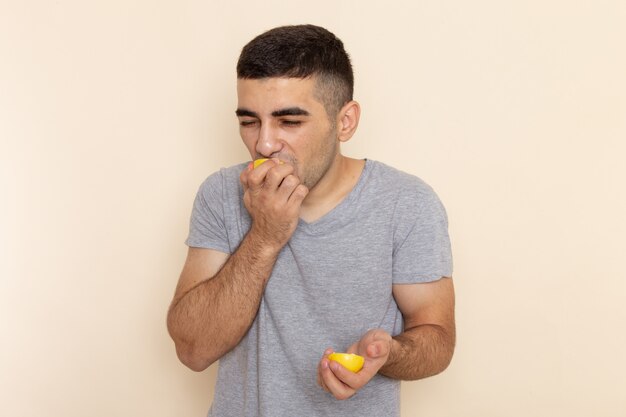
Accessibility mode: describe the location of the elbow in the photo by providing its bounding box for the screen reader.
[174,342,217,372]
[167,312,216,372]
[439,347,455,374]
[167,322,217,372]
[435,328,456,374]
[435,333,456,376]
[422,325,456,379]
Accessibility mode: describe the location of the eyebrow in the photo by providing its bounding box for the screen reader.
[235,108,258,118]
[235,107,310,118]
[271,107,310,117]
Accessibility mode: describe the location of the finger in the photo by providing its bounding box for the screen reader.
[317,348,334,389]
[246,158,284,192]
[316,352,328,387]
[287,183,309,207]
[239,162,254,191]
[261,161,294,190]
[317,358,330,391]
[256,162,277,184]
[366,333,392,359]
[328,358,361,388]
[366,341,384,358]
[321,359,355,400]
[276,174,301,201]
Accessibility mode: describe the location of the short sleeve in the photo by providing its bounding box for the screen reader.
[185,172,231,253]
[392,186,453,284]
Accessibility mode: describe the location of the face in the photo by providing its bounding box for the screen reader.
[236,77,339,190]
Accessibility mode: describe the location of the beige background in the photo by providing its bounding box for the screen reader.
[1,1,625,416]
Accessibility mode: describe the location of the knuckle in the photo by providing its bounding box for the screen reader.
[294,185,308,198]
[283,175,298,188]
[247,174,262,187]
[267,169,282,183]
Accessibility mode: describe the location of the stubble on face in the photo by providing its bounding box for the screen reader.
[298,129,338,191]
[299,79,341,191]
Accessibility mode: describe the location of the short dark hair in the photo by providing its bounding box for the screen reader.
[237,24,354,116]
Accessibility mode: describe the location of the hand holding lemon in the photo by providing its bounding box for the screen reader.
[317,329,392,400]
[241,157,306,250]
[327,353,364,373]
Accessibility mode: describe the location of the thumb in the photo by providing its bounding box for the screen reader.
[366,341,385,358]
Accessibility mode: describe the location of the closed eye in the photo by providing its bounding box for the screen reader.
[239,120,258,127]
[281,120,302,126]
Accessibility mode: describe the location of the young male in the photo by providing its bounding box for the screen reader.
[167,24,455,416]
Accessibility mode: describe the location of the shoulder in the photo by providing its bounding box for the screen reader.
[196,162,247,199]
[365,160,439,203]
[363,160,449,231]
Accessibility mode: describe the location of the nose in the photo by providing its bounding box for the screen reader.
[255,123,282,157]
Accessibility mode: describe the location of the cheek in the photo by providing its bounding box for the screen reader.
[239,130,257,154]
[300,130,336,171]
[307,128,335,156]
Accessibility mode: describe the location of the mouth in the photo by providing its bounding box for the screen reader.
[255,154,297,167]
[279,154,296,167]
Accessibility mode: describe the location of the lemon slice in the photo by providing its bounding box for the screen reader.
[253,158,269,168]
[253,158,285,168]
[328,353,364,373]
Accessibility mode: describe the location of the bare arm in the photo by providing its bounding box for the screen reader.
[318,277,455,398]
[167,160,308,371]
[167,240,279,371]
[380,276,456,379]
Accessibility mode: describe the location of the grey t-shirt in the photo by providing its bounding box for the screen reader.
[187,159,453,417]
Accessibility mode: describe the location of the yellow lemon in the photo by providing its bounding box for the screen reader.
[328,353,364,373]
[253,158,285,168]
[253,158,269,168]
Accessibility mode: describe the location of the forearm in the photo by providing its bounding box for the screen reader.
[379,324,456,380]
[167,231,280,371]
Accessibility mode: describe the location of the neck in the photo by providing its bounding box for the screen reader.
[300,154,365,223]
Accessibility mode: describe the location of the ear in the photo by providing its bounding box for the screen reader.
[336,101,361,142]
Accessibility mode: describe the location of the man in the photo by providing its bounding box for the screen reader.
[167,24,455,416]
